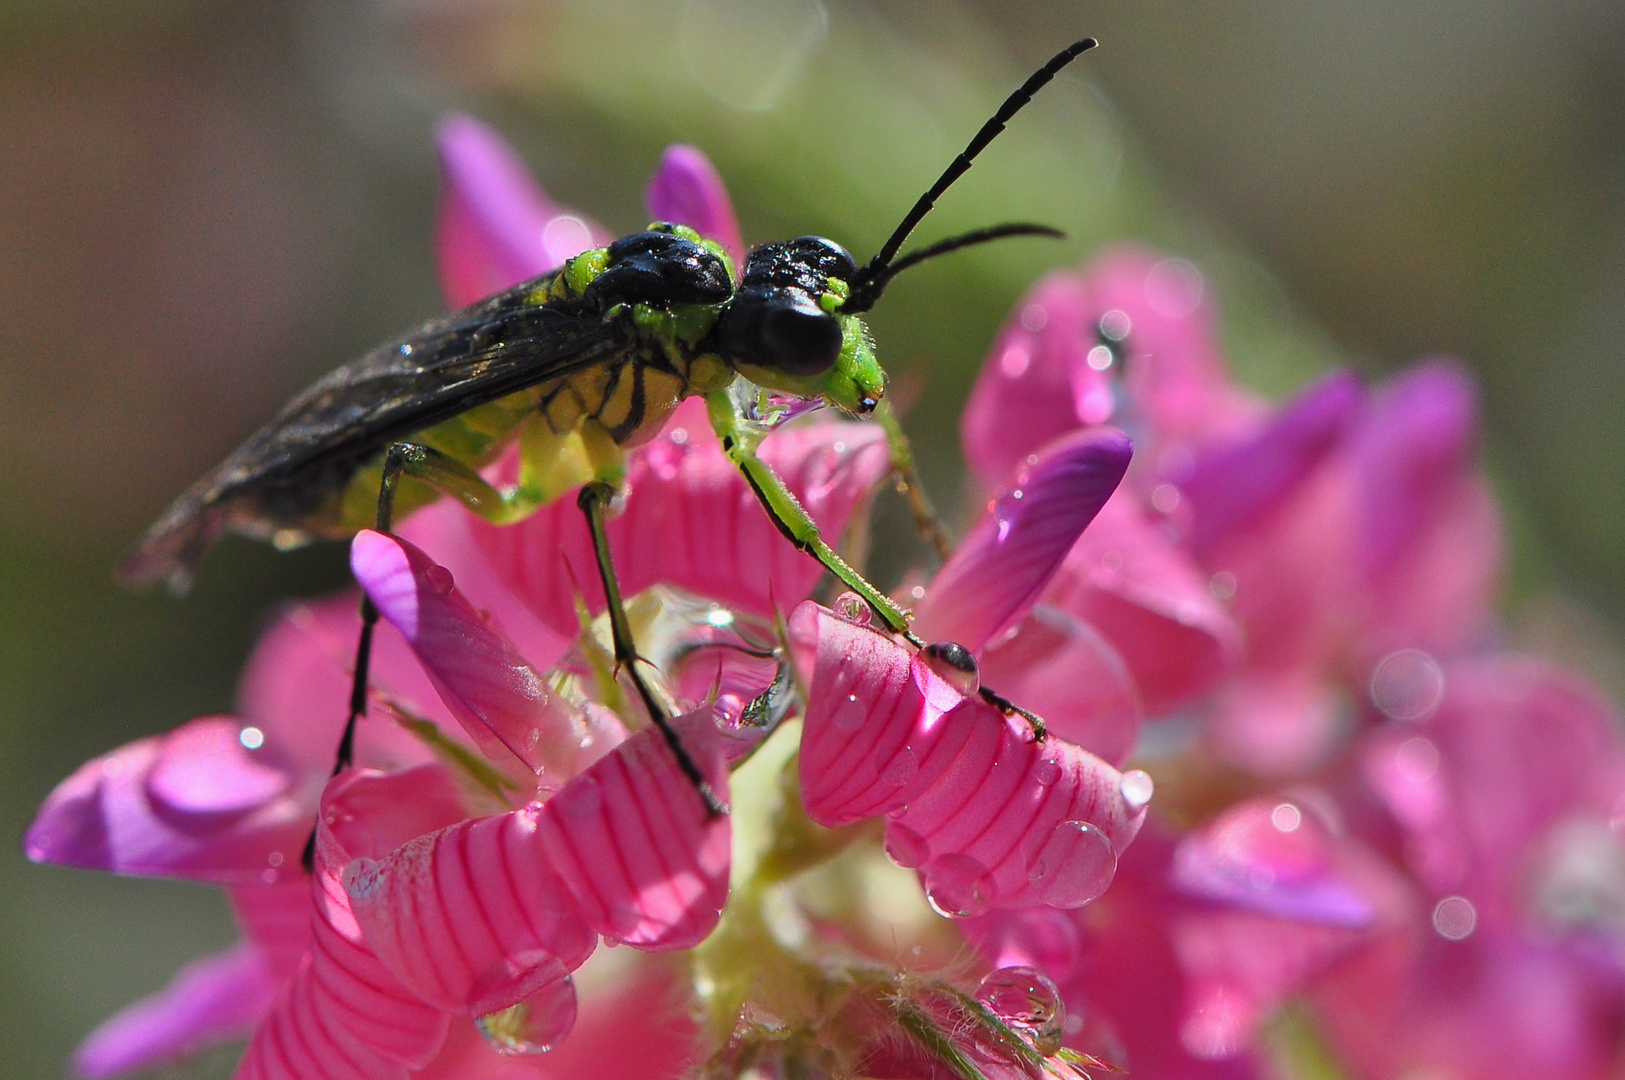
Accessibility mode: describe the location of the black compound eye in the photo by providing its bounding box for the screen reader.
[761,296,842,376]
[785,236,858,281]
[721,287,843,377]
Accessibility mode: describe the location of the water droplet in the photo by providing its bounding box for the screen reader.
[1370,649,1445,721]
[832,693,866,732]
[425,564,456,595]
[1432,895,1477,941]
[832,592,871,626]
[884,823,930,868]
[1208,571,1237,601]
[1021,304,1048,332]
[1000,344,1032,378]
[880,746,919,787]
[1271,803,1302,832]
[976,965,1065,1055]
[920,641,980,696]
[238,726,265,750]
[1033,757,1063,786]
[705,606,735,627]
[260,868,278,884]
[1150,484,1181,514]
[267,851,284,868]
[1145,259,1204,319]
[669,427,689,445]
[471,953,577,1055]
[1027,821,1117,908]
[1098,309,1132,342]
[1119,770,1154,810]
[1087,344,1114,371]
[925,853,997,918]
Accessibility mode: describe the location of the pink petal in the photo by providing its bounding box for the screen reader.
[537,709,731,949]
[886,697,1148,913]
[1044,489,1242,715]
[1171,799,1374,927]
[1182,370,1364,557]
[645,144,745,267]
[472,399,892,634]
[434,114,612,308]
[236,954,415,1080]
[790,602,963,828]
[913,427,1132,653]
[1205,670,1345,777]
[25,717,310,883]
[1351,359,1479,578]
[977,606,1142,767]
[960,272,1103,486]
[231,879,315,981]
[352,530,592,778]
[344,808,596,1015]
[73,943,278,1079]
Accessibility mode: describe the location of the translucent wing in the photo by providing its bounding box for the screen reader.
[122,277,634,590]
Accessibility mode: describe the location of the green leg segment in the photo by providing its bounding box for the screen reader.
[579,482,726,816]
[874,400,955,563]
[706,391,923,647]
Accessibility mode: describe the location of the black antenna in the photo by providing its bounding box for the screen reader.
[847,37,1097,311]
[847,222,1063,303]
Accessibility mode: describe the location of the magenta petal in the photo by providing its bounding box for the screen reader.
[26,717,309,883]
[645,144,745,267]
[913,427,1133,653]
[961,272,1106,487]
[352,530,582,777]
[345,809,596,1015]
[435,114,611,308]
[886,698,1148,912]
[73,943,277,1079]
[538,709,730,949]
[978,606,1142,767]
[1044,489,1242,715]
[1183,369,1365,556]
[1171,799,1374,927]
[1352,359,1478,578]
[473,400,892,633]
[791,602,963,828]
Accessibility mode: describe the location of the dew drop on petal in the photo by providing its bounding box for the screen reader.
[1119,769,1154,811]
[1098,309,1132,342]
[833,592,871,626]
[1087,344,1115,371]
[1033,757,1063,787]
[880,745,919,787]
[1027,821,1117,908]
[976,965,1065,1055]
[1370,648,1445,721]
[1432,895,1477,941]
[471,953,577,1055]
[884,823,931,868]
[238,726,265,750]
[425,564,456,595]
[920,641,980,696]
[832,693,867,732]
[925,853,997,918]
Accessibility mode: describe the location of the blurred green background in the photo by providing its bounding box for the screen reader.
[2,1,1622,1075]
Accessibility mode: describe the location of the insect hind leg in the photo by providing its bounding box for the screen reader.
[578,481,726,817]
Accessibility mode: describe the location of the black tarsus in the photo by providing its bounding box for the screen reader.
[846,37,1097,312]
[578,482,728,818]
[302,441,421,873]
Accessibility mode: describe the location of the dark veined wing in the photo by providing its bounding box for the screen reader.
[122,278,634,591]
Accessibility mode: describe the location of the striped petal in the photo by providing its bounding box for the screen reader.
[344,808,595,1015]
[646,144,745,267]
[434,114,611,308]
[352,529,597,779]
[886,698,1148,914]
[791,602,962,828]
[537,709,731,949]
[912,427,1132,654]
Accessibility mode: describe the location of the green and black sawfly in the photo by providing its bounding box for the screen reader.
[121,38,1099,820]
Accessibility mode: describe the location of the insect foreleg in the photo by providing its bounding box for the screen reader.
[578,481,727,817]
[874,401,954,563]
[705,391,923,647]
